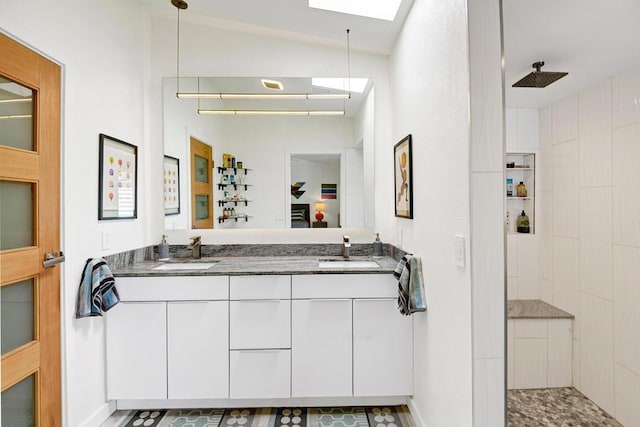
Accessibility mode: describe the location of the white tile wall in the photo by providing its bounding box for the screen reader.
[517,237,539,299]
[539,107,553,193]
[573,338,581,389]
[612,244,640,375]
[514,338,547,389]
[552,95,579,144]
[539,279,553,304]
[612,123,640,247]
[552,237,580,321]
[507,277,518,300]
[508,318,572,390]
[516,109,540,150]
[579,293,615,415]
[579,187,613,301]
[552,140,580,238]
[472,172,506,359]
[612,65,640,129]
[507,234,519,276]
[614,364,640,426]
[473,358,505,427]
[547,319,573,387]
[507,320,515,390]
[514,319,547,338]
[579,79,612,188]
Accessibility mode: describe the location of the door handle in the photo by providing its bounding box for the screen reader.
[43,251,65,268]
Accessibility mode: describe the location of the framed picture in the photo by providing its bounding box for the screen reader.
[98,133,138,220]
[163,155,180,215]
[394,134,413,219]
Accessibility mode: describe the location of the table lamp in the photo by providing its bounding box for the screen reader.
[315,202,326,222]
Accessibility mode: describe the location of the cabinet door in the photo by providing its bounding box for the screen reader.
[229,350,291,398]
[106,302,167,400]
[167,301,228,399]
[291,299,352,397]
[229,300,291,349]
[353,299,413,396]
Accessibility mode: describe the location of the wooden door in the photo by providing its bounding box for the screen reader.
[190,137,213,228]
[0,34,62,426]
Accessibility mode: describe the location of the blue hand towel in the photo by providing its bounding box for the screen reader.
[394,254,426,315]
[75,258,120,318]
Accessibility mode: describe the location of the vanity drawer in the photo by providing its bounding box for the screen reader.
[292,274,396,299]
[229,275,291,300]
[229,299,291,349]
[230,349,291,399]
[116,276,229,301]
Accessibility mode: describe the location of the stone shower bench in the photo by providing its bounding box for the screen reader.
[507,299,574,390]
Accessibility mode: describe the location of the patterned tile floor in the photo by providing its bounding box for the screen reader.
[101,405,414,427]
[508,387,623,426]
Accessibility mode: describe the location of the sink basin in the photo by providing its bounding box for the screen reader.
[153,262,217,270]
[318,260,380,269]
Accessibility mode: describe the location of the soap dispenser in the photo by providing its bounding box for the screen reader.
[517,210,530,233]
[373,233,384,257]
[158,235,170,261]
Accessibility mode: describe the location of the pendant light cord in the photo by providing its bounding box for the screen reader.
[176,6,181,95]
[346,29,351,98]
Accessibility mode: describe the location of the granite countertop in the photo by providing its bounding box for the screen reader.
[112,255,399,277]
[507,299,575,319]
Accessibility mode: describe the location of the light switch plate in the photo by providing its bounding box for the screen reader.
[102,231,111,250]
[454,234,465,268]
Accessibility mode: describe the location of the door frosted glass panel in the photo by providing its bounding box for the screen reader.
[0,181,34,250]
[0,77,34,151]
[1,374,35,427]
[194,155,209,183]
[195,195,209,220]
[1,279,34,354]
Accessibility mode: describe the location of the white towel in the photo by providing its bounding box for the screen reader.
[393,254,426,315]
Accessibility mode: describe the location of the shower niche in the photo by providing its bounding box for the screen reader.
[505,152,535,234]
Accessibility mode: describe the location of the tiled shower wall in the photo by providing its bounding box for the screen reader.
[538,65,640,426]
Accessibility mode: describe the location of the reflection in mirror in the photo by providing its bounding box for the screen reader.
[290,154,342,229]
[163,77,375,231]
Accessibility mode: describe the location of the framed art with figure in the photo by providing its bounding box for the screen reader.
[394,134,413,219]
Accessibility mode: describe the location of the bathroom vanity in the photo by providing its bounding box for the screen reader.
[106,256,413,409]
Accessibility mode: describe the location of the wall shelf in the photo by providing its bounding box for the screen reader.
[217,215,251,224]
[218,200,250,207]
[217,166,252,174]
[506,152,535,234]
[217,183,252,191]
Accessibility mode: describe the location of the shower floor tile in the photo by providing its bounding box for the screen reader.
[508,387,623,426]
[101,405,414,427]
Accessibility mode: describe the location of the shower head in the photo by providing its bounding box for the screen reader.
[512,61,568,88]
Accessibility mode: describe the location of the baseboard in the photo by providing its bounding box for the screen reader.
[80,400,117,427]
[407,397,427,427]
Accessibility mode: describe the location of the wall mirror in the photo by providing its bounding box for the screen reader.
[162,76,375,231]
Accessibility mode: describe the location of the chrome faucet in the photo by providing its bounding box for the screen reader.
[342,235,351,259]
[188,236,202,259]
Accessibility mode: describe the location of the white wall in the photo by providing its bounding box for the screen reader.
[388,0,479,424]
[0,1,152,426]
[539,65,640,426]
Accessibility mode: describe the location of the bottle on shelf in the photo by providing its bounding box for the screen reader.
[517,210,530,233]
[506,178,513,197]
[517,181,527,197]
[505,211,511,232]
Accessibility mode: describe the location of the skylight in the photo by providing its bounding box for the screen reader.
[312,78,369,94]
[309,0,401,21]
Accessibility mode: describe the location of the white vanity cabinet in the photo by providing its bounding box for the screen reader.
[106,302,167,400]
[291,274,413,398]
[106,276,229,400]
[229,275,291,399]
[353,299,413,396]
[167,301,228,399]
[291,299,352,397]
